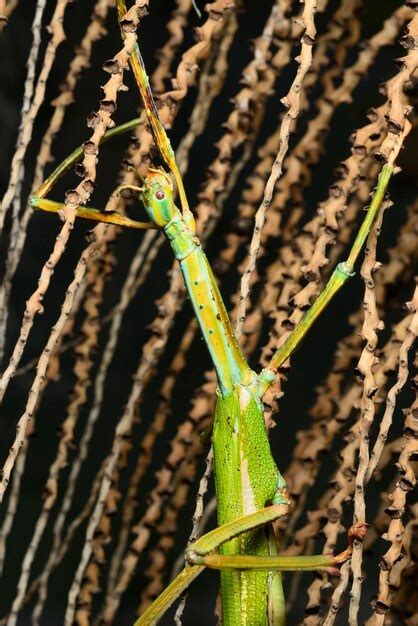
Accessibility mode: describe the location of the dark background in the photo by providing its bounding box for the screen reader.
[0,1,417,624]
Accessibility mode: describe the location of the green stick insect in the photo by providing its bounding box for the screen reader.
[30,4,395,624]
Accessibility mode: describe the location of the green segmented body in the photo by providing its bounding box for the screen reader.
[141,172,287,625]
[213,390,284,625]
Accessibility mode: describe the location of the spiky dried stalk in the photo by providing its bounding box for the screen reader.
[236,0,318,335]
[349,13,418,621]
[0,0,68,233]
[0,0,114,357]
[368,319,418,623]
[6,253,111,626]
[0,1,149,403]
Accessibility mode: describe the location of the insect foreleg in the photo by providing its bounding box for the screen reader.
[31,197,156,230]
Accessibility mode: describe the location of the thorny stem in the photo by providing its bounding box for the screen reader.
[35,118,140,200]
[0,0,69,233]
[236,0,318,336]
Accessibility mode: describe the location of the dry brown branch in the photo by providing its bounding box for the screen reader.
[103,320,198,600]
[151,0,193,94]
[6,252,111,626]
[237,6,410,382]
[138,463,198,612]
[100,374,214,623]
[267,3,410,247]
[176,9,238,174]
[0,274,89,580]
[172,446,213,623]
[0,1,148,403]
[282,199,418,528]
[2,0,48,353]
[366,296,418,482]
[157,0,234,124]
[0,437,30,577]
[138,464,198,612]
[30,463,106,625]
[0,0,69,232]
[236,0,318,335]
[348,198,389,624]
[392,503,418,625]
[32,228,153,623]
[368,340,418,623]
[349,15,418,619]
[0,227,114,506]
[0,0,114,358]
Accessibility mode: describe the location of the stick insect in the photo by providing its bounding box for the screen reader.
[30,3,395,624]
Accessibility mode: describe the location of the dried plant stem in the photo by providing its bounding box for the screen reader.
[367,316,418,624]
[349,14,418,620]
[0,1,147,404]
[101,375,214,622]
[3,0,48,320]
[172,446,213,624]
[282,199,418,542]
[0,272,89,581]
[175,9,238,174]
[348,199,389,625]
[0,0,68,233]
[0,439,28,577]
[366,299,418,482]
[236,0,318,335]
[0,227,114,506]
[103,320,198,600]
[5,254,110,626]
[0,0,114,359]
[30,231,153,621]
[151,0,193,94]
[322,561,351,626]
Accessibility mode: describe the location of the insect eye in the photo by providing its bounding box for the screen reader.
[155,189,165,200]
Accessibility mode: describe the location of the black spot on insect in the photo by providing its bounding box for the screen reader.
[155,189,165,200]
